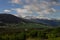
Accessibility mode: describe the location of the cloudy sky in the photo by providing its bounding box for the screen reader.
[0,0,60,19]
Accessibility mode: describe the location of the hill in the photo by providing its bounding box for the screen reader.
[0,13,59,28]
[0,14,24,23]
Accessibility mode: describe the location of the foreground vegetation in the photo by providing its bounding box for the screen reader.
[0,23,60,40]
[0,27,60,40]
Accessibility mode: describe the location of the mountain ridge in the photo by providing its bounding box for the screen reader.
[0,13,60,26]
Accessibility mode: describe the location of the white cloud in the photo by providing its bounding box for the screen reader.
[11,0,22,4]
[10,0,58,19]
[11,8,33,17]
[11,0,19,4]
[4,10,11,13]
[16,8,27,13]
[12,14,18,16]
[25,0,30,4]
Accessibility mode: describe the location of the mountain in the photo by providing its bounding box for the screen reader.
[24,16,60,26]
[0,14,60,27]
[0,14,36,24]
[0,14,23,24]
[34,19,60,26]
[0,14,48,28]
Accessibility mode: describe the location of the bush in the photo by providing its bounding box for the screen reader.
[38,31,48,39]
[15,32,26,40]
[29,30,38,38]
